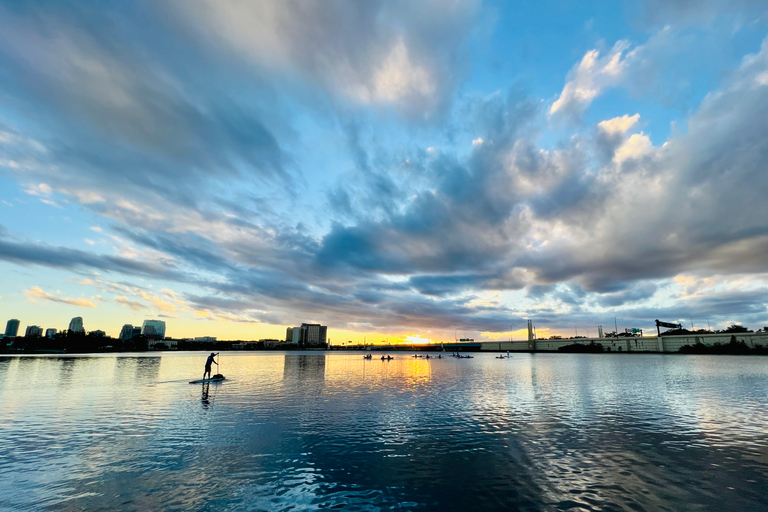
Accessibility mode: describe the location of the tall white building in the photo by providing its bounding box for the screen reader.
[141,319,166,339]
[69,317,84,333]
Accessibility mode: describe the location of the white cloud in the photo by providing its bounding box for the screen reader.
[364,39,436,104]
[614,133,653,164]
[172,0,477,117]
[598,114,640,135]
[24,286,98,309]
[23,183,53,197]
[472,137,484,146]
[550,41,631,116]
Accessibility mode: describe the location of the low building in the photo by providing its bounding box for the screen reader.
[261,339,282,349]
[194,336,217,342]
[148,339,177,350]
[45,328,57,338]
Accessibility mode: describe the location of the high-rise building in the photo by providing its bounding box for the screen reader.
[45,328,57,338]
[141,319,166,339]
[286,327,294,342]
[25,325,43,336]
[4,319,19,337]
[69,317,85,333]
[119,324,136,340]
[288,323,328,347]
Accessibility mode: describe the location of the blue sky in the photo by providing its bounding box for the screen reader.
[2,0,768,342]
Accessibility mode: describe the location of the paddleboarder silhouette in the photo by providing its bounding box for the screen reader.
[203,352,218,380]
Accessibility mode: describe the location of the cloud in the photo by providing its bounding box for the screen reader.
[0,230,185,281]
[116,296,148,312]
[550,41,631,117]
[24,286,98,309]
[168,0,479,119]
[598,114,640,135]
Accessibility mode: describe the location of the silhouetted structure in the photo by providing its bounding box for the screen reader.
[69,317,85,333]
[4,319,19,337]
[287,323,328,348]
[119,324,138,340]
[25,325,42,337]
[141,319,166,339]
[655,319,681,336]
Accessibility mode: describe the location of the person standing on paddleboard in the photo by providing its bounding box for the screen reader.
[203,352,218,380]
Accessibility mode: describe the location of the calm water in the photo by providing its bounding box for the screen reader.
[1,352,767,511]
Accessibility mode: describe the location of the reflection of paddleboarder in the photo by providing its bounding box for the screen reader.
[203,352,218,380]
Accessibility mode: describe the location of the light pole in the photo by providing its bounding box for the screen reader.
[614,316,618,335]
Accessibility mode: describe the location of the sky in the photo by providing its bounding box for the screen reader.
[3,0,768,343]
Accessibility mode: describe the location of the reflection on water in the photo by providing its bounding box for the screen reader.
[1,352,767,510]
[283,354,326,381]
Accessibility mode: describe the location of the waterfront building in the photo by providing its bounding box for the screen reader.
[90,330,106,337]
[288,323,328,347]
[286,327,294,342]
[45,328,57,338]
[4,319,19,337]
[118,324,138,340]
[25,325,43,336]
[141,319,166,339]
[194,336,216,342]
[69,317,85,333]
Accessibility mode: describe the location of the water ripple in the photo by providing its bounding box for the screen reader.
[1,353,767,510]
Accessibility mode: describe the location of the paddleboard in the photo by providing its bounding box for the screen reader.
[189,376,225,384]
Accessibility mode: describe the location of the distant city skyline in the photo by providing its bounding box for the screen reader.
[2,2,768,342]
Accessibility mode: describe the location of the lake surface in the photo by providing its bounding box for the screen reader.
[1,352,767,511]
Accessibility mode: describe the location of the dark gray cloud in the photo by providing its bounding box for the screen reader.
[0,229,184,281]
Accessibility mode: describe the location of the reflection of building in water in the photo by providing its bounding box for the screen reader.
[283,355,326,381]
[69,316,85,333]
[141,319,166,339]
[286,323,328,348]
